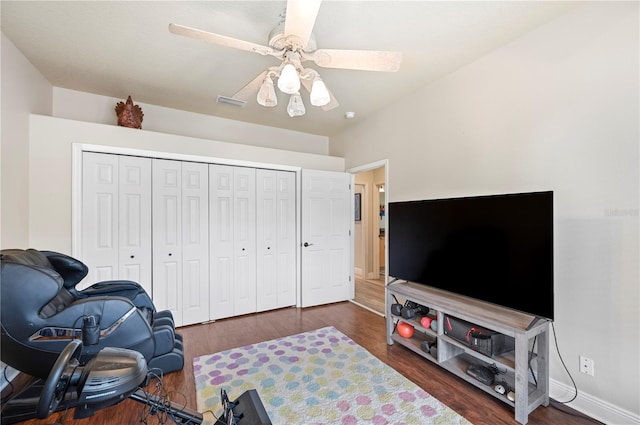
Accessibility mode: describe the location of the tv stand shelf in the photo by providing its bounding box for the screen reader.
[386,280,550,425]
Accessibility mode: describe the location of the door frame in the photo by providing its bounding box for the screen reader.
[347,159,389,297]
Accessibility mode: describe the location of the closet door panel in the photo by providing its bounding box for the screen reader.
[276,171,297,307]
[209,165,256,319]
[118,155,152,295]
[209,165,235,320]
[153,159,183,325]
[256,170,278,311]
[82,152,119,288]
[181,162,209,325]
[233,167,256,316]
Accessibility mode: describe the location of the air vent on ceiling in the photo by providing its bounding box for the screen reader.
[216,95,246,107]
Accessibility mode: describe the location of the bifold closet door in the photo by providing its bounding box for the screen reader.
[153,159,209,327]
[180,162,210,326]
[209,165,256,320]
[81,152,152,294]
[256,169,296,312]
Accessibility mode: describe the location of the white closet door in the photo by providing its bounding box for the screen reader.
[256,170,296,312]
[276,171,296,307]
[209,165,235,319]
[82,152,152,292]
[82,152,119,287]
[233,167,256,316]
[256,169,278,311]
[181,162,209,325]
[118,155,152,295]
[209,165,256,319]
[152,159,183,325]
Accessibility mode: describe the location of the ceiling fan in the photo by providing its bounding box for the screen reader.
[168,0,402,117]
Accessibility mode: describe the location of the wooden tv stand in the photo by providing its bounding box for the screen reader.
[386,280,550,425]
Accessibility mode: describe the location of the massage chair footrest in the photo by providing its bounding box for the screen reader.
[148,345,184,375]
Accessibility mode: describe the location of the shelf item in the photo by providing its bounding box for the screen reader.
[386,280,550,425]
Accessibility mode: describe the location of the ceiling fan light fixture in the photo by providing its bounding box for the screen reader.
[310,77,330,107]
[278,63,301,94]
[257,76,277,107]
[287,92,306,117]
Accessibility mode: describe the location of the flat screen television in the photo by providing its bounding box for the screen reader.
[388,191,554,321]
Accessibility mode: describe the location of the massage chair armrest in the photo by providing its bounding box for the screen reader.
[83,280,155,312]
[41,251,88,289]
[43,296,146,329]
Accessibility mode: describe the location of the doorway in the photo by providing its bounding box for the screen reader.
[349,161,387,316]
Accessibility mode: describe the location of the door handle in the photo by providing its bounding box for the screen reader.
[303,242,313,247]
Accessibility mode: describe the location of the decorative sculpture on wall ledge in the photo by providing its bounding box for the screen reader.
[115,95,144,129]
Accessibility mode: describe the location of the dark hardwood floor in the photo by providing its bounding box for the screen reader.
[12,302,599,425]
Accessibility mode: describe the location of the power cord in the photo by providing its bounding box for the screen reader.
[548,322,603,424]
[549,322,577,404]
[138,370,202,425]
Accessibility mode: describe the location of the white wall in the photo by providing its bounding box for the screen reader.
[331,2,639,424]
[53,88,329,155]
[0,34,53,248]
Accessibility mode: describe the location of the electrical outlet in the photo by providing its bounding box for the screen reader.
[579,355,595,376]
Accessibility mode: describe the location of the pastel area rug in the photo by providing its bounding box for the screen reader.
[193,326,472,425]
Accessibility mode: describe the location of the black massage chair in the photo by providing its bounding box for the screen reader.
[0,249,185,423]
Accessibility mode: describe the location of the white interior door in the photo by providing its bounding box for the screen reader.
[181,162,209,325]
[256,170,296,312]
[256,169,278,311]
[301,169,352,307]
[209,165,256,319]
[81,152,151,292]
[118,155,152,295]
[233,167,256,316]
[82,152,119,287]
[275,171,297,308]
[152,159,183,325]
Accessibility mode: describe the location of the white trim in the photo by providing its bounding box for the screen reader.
[349,159,387,174]
[550,378,640,425]
[295,169,302,308]
[76,143,301,172]
[71,144,84,259]
[347,159,389,311]
[349,172,355,300]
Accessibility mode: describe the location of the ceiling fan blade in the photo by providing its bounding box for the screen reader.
[169,23,280,57]
[284,0,322,49]
[300,77,339,111]
[232,70,270,101]
[306,49,402,72]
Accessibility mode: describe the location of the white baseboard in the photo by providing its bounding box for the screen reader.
[550,379,640,425]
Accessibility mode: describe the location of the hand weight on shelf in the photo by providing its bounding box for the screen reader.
[401,301,430,319]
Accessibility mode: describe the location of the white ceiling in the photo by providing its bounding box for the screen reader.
[1,1,578,137]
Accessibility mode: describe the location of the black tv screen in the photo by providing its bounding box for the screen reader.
[389,191,554,320]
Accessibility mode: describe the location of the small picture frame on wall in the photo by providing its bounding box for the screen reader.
[354,193,362,221]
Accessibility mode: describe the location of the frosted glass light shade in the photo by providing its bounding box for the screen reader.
[310,78,330,106]
[287,92,306,117]
[278,63,300,94]
[257,77,277,107]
